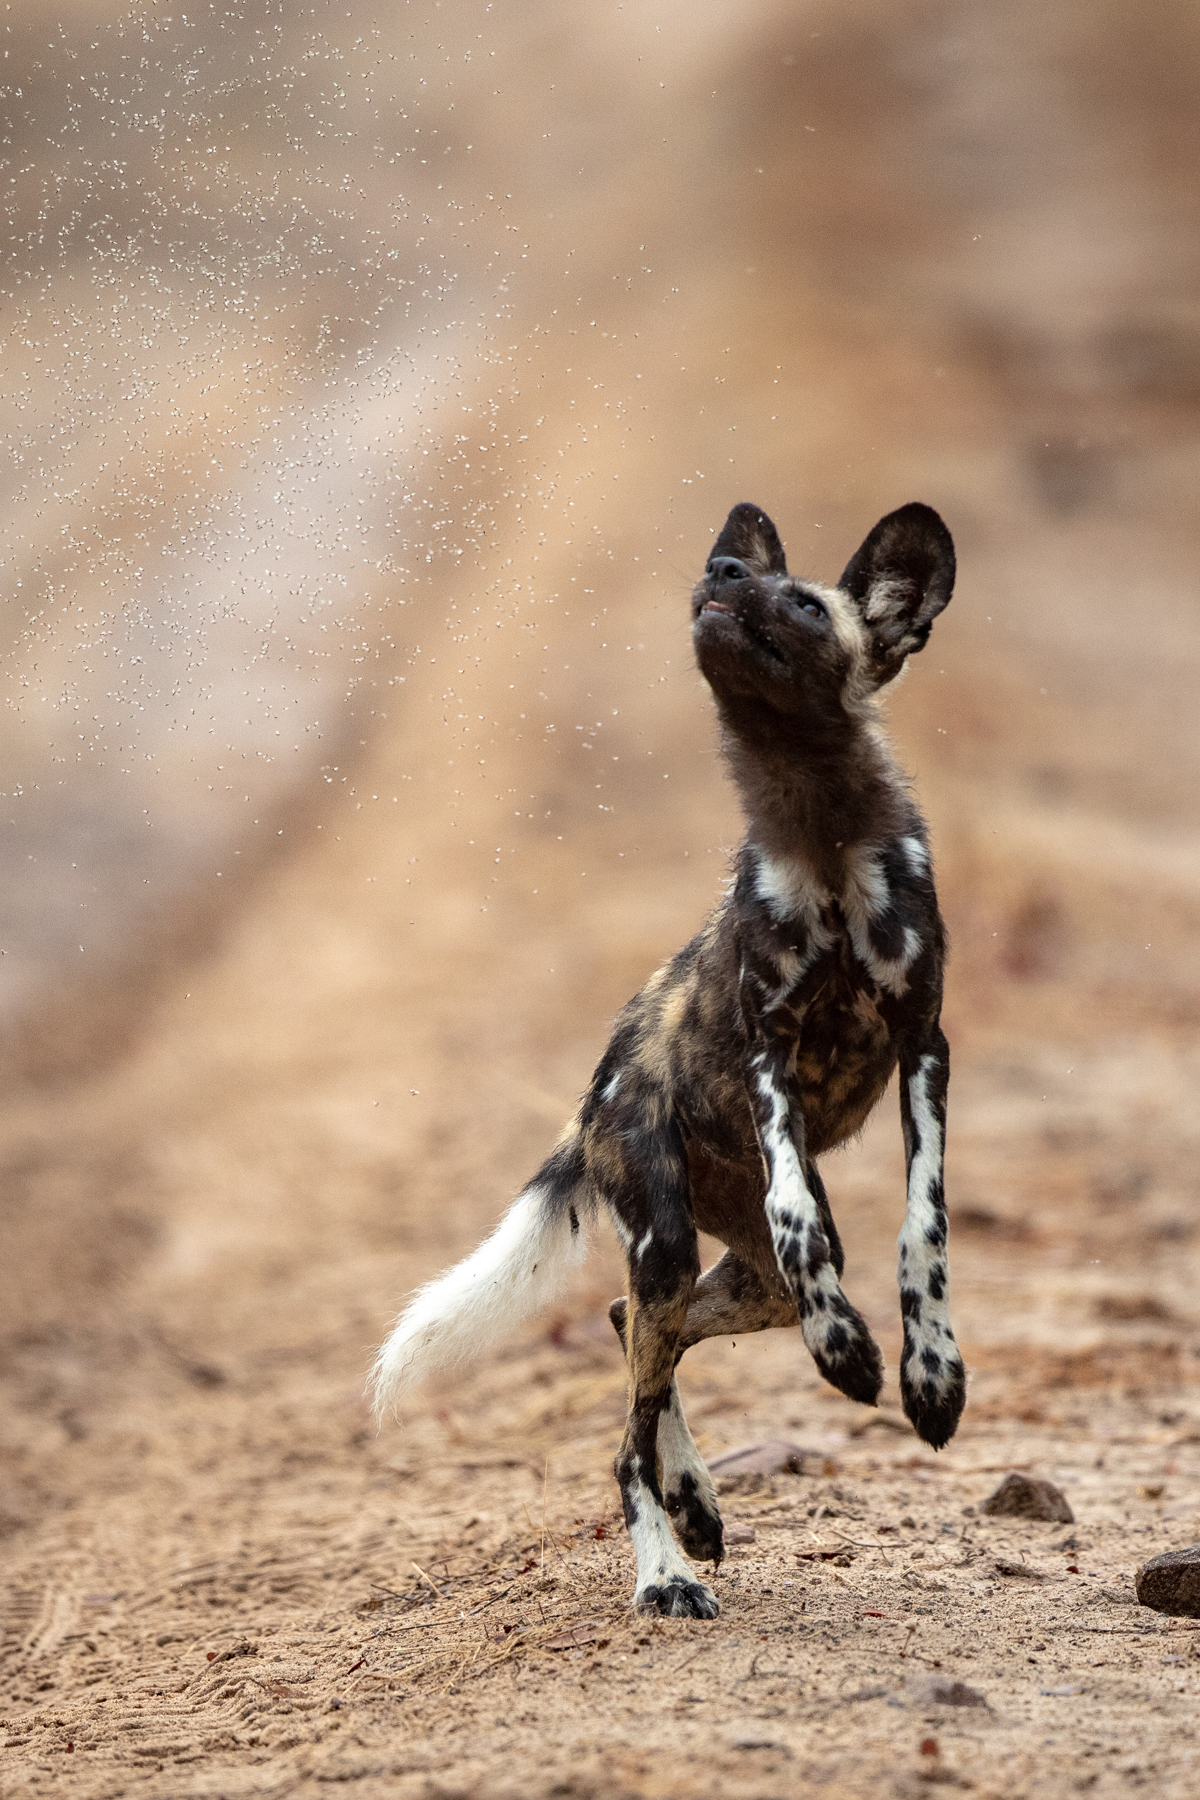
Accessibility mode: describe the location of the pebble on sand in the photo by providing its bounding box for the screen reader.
[980,1472,1074,1523]
[915,1677,989,1709]
[1136,1545,1200,1617]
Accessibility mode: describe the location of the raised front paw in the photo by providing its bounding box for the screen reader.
[635,1575,719,1619]
[804,1291,885,1407]
[901,1346,967,1450]
[665,1470,724,1566]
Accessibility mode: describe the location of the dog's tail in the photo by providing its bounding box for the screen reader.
[369,1127,592,1421]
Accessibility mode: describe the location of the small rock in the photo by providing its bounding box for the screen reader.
[981,1472,1073,1523]
[724,1523,756,1544]
[994,1558,1048,1580]
[915,1677,989,1709]
[1136,1545,1200,1617]
[707,1440,823,1478]
[207,1640,259,1664]
[187,1361,227,1388]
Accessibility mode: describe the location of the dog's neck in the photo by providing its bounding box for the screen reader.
[720,702,913,893]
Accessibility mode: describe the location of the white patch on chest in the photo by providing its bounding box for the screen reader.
[754,849,828,922]
[841,843,922,994]
[753,853,836,983]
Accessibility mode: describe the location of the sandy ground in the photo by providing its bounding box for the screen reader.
[5,2,1200,1795]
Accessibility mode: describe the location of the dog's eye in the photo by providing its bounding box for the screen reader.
[798,597,826,618]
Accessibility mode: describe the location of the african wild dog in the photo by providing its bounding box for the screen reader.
[372,500,965,1619]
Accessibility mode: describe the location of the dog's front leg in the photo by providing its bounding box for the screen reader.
[897,1026,966,1447]
[746,1036,884,1406]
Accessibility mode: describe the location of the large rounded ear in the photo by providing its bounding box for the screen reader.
[838,502,955,686]
[708,502,788,575]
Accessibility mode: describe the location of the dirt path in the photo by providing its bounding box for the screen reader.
[4,3,1200,1796]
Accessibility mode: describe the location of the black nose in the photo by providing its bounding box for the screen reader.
[707,556,752,585]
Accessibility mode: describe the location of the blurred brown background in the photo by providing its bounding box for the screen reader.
[4,3,1200,1793]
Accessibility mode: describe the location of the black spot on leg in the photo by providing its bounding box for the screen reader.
[814,1335,884,1407]
[804,1233,830,1279]
[926,1263,946,1301]
[921,1347,942,1373]
[666,1471,725,1566]
[900,1286,923,1324]
[901,1349,967,1450]
[808,1299,884,1407]
[777,1235,805,1284]
[808,1162,845,1279]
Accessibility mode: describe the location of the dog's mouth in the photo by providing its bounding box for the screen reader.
[697,593,786,663]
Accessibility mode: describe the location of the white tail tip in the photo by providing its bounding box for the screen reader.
[369,1184,589,1422]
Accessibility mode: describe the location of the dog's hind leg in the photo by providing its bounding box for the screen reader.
[602,1120,718,1619]
[611,1296,722,1563]
[610,1251,796,1566]
[651,1378,722,1567]
[677,1248,799,1350]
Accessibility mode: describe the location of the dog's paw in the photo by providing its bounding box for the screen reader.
[901,1345,966,1450]
[804,1292,885,1407]
[665,1470,724,1566]
[635,1576,719,1620]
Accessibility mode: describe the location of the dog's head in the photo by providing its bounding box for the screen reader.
[691,501,955,737]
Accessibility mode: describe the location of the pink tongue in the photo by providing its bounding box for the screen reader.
[704,599,732,613]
